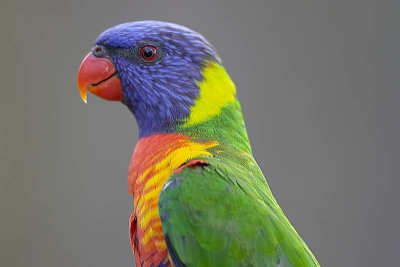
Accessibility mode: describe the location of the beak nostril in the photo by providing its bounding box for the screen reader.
[92,45,107,58]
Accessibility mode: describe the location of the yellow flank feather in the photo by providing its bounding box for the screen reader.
[184,62,236,127]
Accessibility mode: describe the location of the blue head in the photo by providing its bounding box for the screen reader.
[90,21,220,136]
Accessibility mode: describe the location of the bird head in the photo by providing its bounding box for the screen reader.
[78,21,234,137]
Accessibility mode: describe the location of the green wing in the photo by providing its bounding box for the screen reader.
[158,158,319,267]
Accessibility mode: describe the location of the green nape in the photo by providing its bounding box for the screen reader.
[163,100,320,267]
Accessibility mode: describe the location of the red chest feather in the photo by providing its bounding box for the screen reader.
[128,133,217,267]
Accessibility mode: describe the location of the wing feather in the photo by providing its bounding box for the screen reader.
[159,159,318,267]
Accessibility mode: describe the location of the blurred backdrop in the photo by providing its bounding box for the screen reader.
[2,0,399,266]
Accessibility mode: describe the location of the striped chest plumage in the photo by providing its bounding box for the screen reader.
[128,133,217,267]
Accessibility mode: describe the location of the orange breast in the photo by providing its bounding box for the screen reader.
[128,133,217,267]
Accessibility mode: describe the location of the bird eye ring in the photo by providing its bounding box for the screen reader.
[139,45,157,62]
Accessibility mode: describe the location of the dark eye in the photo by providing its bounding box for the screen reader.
[140,45,157,62]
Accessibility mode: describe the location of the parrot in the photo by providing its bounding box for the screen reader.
[77,21,320,267]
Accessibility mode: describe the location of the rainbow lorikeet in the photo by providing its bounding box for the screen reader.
[77,21,320,267]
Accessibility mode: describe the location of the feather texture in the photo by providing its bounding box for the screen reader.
[83,21,320,267]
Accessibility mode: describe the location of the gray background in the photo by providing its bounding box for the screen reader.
[1,0,399,266]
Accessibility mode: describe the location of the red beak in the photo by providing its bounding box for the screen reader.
[77,52,123,103]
